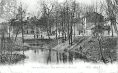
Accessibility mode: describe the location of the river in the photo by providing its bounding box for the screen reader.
[18,48,58,64]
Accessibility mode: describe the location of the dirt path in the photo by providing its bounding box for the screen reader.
[69,36,92,53]
[52,36,88,53]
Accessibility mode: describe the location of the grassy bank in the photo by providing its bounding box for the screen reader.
[75,36,118,63]
[0,38,27,64]
[0,53,26,64]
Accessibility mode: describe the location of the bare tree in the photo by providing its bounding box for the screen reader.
[105,0,118,36]
[40,1,54,39]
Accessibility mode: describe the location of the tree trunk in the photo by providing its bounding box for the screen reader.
[70,26,73,45]
[47,17,50,39]
[62,18,64,43]
[111,21,114,37]
[56,23,58,39]
[22,24,24,54]
[9,26,11,39]
[68,22,70,44]
[74,23,75,37]
[98,37,106,63]
[15,27,21,41]
[21,13,24,54]
[70,12,74,46]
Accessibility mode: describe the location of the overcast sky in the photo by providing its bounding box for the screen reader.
[19,0,104,16]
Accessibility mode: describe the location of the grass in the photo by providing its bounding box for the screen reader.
[74,36,118,63]
[0,38,27,64]
[0,53,26,64]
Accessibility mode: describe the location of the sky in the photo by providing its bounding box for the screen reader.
[18,0,39,13]
[58,0,96,4]
[19,0,103,16]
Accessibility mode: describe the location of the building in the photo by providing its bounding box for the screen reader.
[81,12,104,36]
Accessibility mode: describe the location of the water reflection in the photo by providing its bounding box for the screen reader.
[18,46,76,64]
[23,48,57,64]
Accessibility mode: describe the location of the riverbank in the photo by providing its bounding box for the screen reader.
[0,38,28,64]
[0,37,60,64]
[50,36,118,64]
[1,36,117,64]
[52,36,88,52]
[0,53,26,64]
[71,36,118,63]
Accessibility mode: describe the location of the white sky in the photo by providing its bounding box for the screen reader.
[58,0,95,4]
[19,0,104,15]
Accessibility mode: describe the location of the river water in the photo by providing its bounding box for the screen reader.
[19,48,58,64]
[2,48,118,73]
[0,46,118,73]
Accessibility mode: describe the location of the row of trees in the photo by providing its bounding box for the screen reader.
[8,0,81,45]
[0,0,118,63]
[38,0,81,45]
[1,0,118,45]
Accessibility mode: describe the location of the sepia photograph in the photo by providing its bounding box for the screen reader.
[0,0,118,73]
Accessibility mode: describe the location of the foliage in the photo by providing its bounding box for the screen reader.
[0,22,8,35]
[92,24,105,36]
